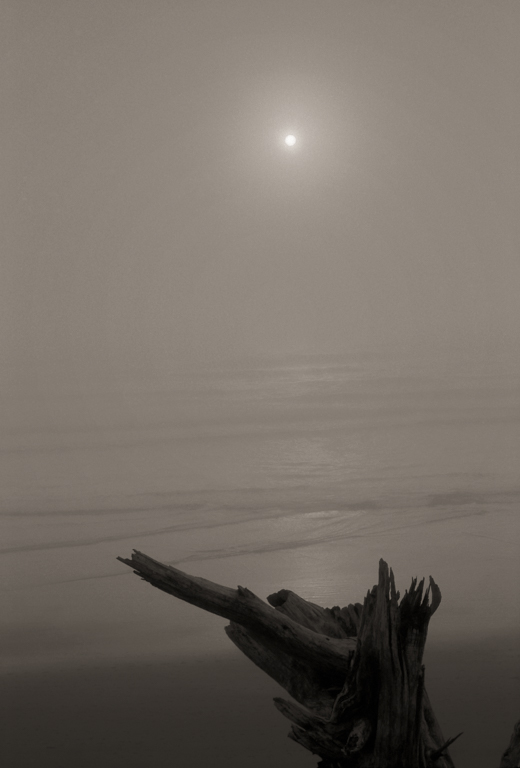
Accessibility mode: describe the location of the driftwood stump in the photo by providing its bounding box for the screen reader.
[117,551,519,767]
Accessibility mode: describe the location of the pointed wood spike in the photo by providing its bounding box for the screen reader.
[378,558,391,595]
[429,576,442,615]
[414,577,425,607]
[390,567,399,605]
[429,731,463,761]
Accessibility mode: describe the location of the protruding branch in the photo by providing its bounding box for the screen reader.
[225,622,339,717]
[422,690,457,768]
[429,732,463,761]
[117,550,355,675]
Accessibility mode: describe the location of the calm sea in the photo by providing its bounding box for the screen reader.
[1,351,519,767]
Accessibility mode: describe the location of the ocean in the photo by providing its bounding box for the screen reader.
[1,350,519,767]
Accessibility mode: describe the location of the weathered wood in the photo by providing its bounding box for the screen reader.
[283,560,452,768]
[421,690,457,767]
[499,720,520,768]
[345,561,444,767]
[117,551,356,675]
[225,622,339,717]
[118,550,516,767]
[429,732,463,762]
[267,589,362,639]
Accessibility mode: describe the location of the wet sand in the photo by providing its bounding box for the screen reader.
[2,635,518,768]
[1,655,313,768]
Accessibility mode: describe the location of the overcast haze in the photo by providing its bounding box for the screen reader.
[3,1,520,394]
[2,4,520,767]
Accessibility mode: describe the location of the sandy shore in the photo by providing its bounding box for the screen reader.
[2,634,518,768]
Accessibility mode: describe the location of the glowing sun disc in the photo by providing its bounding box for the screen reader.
[285,134,296,146]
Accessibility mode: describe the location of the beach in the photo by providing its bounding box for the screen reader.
[2,633,518,767]
[2,351,519,767]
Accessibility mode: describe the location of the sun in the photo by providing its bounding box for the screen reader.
[284,134,296,146]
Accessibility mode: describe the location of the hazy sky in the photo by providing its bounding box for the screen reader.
[3,1,520,392]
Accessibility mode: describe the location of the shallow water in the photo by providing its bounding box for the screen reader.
[1,350,519,766]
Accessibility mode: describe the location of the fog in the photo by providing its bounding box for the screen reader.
[3,1,520,396]
[2,4,520,767]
